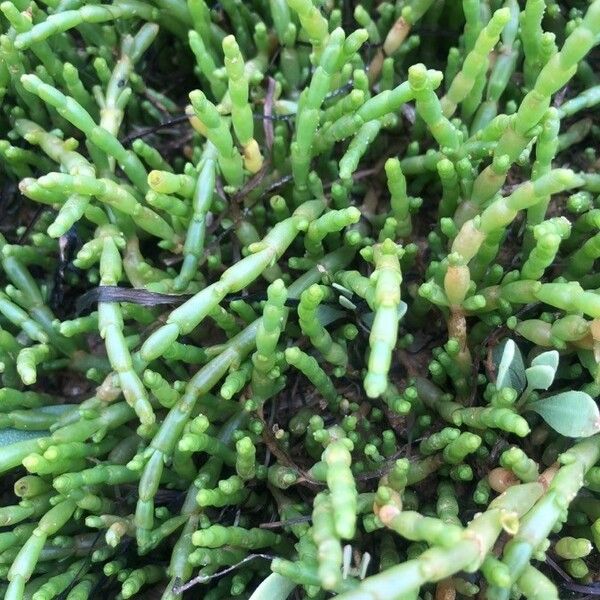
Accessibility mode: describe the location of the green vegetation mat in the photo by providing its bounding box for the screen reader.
[2,0,600,598]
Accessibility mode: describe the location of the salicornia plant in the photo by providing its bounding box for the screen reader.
[2,1,600,599]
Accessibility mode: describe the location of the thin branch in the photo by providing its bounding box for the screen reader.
[172,553,276,594]
[545,555,600,596]
[259,515,312,529]
[121,114,189,145]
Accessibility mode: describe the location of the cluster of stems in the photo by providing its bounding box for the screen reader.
[2,0,600,598]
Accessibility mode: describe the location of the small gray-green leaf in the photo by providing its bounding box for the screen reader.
[248,573,296,600]
[526,391,600,437]
[338,295,357,311]
[531,350,559,372]
[525,364,556,391]
[0,404,78,448]
[0,428,46,446]
[0,406,73,445]
[493,339,526,393]
[398,301,408,321]
[332,283,353,299]
[316,304,347,326]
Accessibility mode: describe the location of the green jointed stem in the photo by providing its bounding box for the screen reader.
[517,566,559,600]
[323,439,357,540]
[363,240,403,398]
[96,229,154,427]
[408,64,460,151]
[20,74,149,192]
[336,483,543,600]
[419,428,459,455]
[566,228,600,278]
[488,435,600,599]
[189,90,243,187]
[286,0,329,56]
[441,8,510,117]
[452,169,583,264]
[305,206,361,256]
[141,199,324,362]
[14,2,158,49]
[285,346,338,405]
[478,1,600,196]
[144,370,180,408]
[235,436,256,480]
[175,146,216,290]
[122,565,165,598]
[442,432,481,464]
[6,500,76,599]
[28,173,175,242]
[500,447,539,482]
[471,0,520,131]
[521,217,571,280]
[16,344,52,385]
[13,119,96,237]
[386,158,411,236]
[251,279,287,400]
[97,24,159,178]
[382,508,463,547]
[520,0,546,88]
[312,492,343,590]
[1,3,63,86]
[319,78,417,148]
[554,537,592,560]
[298,284,347,367]
[222,35,263,173]
[437,481,460,526]
[188,31,226,99]
[133,139,172,173]
[535,281,600,318]
[134,248,354,544]
[192,524,280,549]
[339,119,385,181]
[220,361,251,399]
[147,170,195,197]
[558,84,600,118]
[453,406,529,437]
[30,559,87,600]
[292,29,346,197]
[525,109,561,245]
